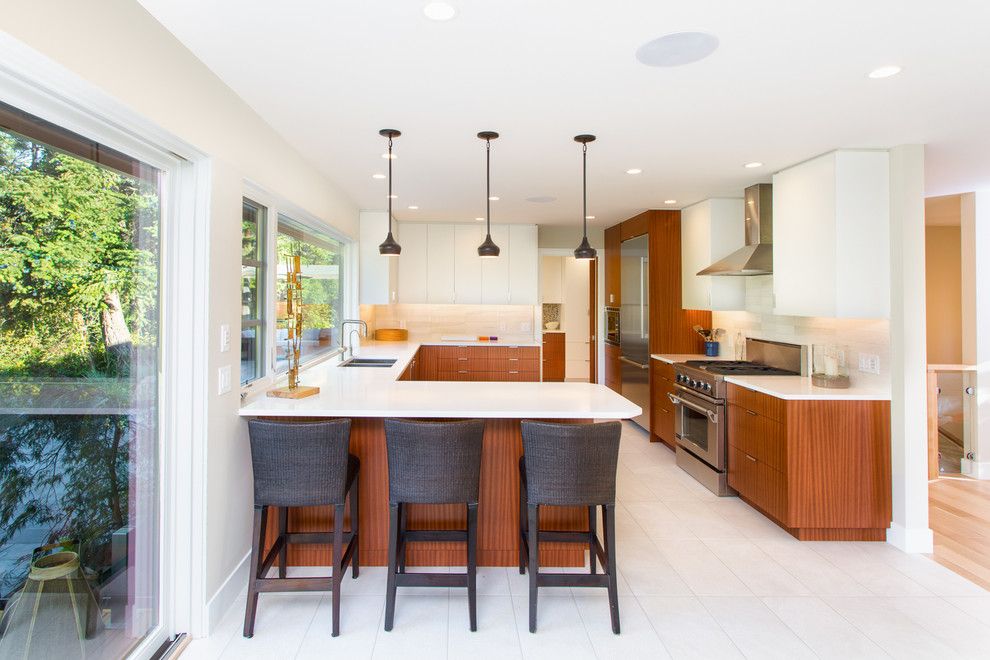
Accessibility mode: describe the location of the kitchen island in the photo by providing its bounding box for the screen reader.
[239,340,640,567]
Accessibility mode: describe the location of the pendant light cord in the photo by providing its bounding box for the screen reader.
[387,135,393,233]
[582,141,588,237]
[485,137,492,238]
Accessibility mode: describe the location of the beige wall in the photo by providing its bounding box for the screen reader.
[925,226,962,363]
[1,0,358,631]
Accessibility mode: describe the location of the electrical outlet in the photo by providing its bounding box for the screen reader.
[219,323,230,353]
[858,353,880,375]
[218,365,232,395]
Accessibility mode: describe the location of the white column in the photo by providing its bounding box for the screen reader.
[887,144,933,552]
[960,192,990,478]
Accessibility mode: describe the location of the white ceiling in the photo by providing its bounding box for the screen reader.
[138,0,990,227]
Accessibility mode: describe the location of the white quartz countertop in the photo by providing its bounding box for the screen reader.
[650,354,736,364]
[239,340,640,419]
[723,375,891,401]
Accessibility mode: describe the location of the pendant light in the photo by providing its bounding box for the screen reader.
[477,131,501,258]
[573,134,598,260]
[378,128,402,256]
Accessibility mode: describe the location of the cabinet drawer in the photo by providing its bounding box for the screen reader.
[728,446,787,522]
[728,446,758,501]
[489,346,539,360]
[727,404,786,472]
[491,370,539,382]
[727,383,786,422]
[438,357,489,372]
[652,359,675,385]
[490,357,539,372]
[437,369,474,381]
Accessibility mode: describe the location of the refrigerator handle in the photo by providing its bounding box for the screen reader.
[639,257,646,339]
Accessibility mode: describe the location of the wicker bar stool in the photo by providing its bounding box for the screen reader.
[383,418,485,632]
[244,419,359,638]
[518,420,622,634]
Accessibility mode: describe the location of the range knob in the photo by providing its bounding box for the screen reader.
[677,374,685,383]
[689,379,698,388]
[704,383,712,392]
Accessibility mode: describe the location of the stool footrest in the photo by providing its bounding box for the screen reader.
[537,573,610,588]
[253,577,332,593]
[401,529,468,543]
[395,572,468,588]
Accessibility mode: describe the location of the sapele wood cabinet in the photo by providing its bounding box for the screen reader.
[541,332,565,382]
[726,383,891,541]
[414,345,540,382]
[651,359,677,448]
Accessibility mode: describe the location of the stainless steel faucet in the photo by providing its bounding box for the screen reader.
[340,319,368,360]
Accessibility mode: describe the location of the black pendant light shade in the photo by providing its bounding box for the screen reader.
[379,128,402,256]
[573,134,597,260]
[477,131,501,258]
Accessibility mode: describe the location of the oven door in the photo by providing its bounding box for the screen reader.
[668,389,724,470]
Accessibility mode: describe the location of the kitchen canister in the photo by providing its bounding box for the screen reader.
[704,341,720,357]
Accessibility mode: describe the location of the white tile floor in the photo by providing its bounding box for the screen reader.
[182,422,990,660]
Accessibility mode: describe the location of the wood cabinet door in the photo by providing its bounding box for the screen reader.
[604,343,621,392]
[542,333,565,382]
[604,225,621,306]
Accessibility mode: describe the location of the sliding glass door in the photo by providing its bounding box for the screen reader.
[0,102,162,658]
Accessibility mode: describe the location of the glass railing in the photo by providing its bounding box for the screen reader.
[927,364,977,477]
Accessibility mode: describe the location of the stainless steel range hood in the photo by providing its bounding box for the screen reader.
[697,183,773,276]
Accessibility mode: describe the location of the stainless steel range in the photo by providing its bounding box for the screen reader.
[668,338,806,496]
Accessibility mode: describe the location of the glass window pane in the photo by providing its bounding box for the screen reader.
[240,325,260,386]
[241,265,258,320]
[275,215,342,373]
[242,200,259,260]
[0,113,160,658]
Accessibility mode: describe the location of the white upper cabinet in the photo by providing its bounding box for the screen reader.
[397,222,429,303]
[772,150,890,318]
[381,221,538,305]
[358,210,398,304]
[453,224,485,304]
[680,199,746,310]
[541,255,563,303]
[481,225,511,304]
[507,224,539,304]
[426,224,455,303]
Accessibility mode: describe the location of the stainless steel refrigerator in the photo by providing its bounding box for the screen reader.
[619,234,650,430]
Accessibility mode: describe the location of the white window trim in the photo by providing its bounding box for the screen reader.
[240,180,357,400]
[0,33,211,654]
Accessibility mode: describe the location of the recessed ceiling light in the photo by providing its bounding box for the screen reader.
[626,168,642,175]
[664,199,677,204]
[488,196,499,201]
[743,161,763,169]
[868,65,902,79]
[382,153,397,159]
[387,194,398,199]
[636,32,719,67]
[423,1,457,21]
[372,173,386,179]
[526,195,556,203]
[407,205,419,210]
[475,217,484,221]
[586,215,595,220]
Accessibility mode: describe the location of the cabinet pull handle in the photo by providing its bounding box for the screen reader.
[509,357,518,361]
[745,453,757,462]
[458,370,468,374]
[659,407,669,414]
[746,409,758,416]
[509,370,519,374]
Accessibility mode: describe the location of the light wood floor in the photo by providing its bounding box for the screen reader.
[929,475,990,590]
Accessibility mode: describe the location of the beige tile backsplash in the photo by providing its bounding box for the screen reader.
[363,304,540,342]
[712,276,890,388]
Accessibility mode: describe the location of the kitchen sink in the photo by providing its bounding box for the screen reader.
[339,357,397,368]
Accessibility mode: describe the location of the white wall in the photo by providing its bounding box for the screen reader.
[0,0,358,634]
[961,191,990,478]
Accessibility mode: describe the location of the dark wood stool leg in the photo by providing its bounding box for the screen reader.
[603,504,620,635]
[527,503,540,633]
[278,507,288,579]
[588,505,598,575]
[350,473,360,578]
[398,502,408,574]
[243,505,268,638]
[518,467,527,575]
[331,503,344,637]
[384,503,400,631]
[467,502,478,632]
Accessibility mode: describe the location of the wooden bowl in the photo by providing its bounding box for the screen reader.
[374,328,409,341]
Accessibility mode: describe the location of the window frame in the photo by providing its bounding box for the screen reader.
[240,197,266,385]
[240,182,356,397]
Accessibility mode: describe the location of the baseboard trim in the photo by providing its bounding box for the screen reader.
[205,550,251,636]
[961,458,990,480]
[886,522,934,553]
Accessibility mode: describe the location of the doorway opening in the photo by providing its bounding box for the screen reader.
[539,254,597,383]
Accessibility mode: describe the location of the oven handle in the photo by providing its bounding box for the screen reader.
[667,393,719,425]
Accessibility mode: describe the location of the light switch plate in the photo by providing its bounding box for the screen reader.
[219,323,230,353]
[858,353,880,375]
[218,365,232,395]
